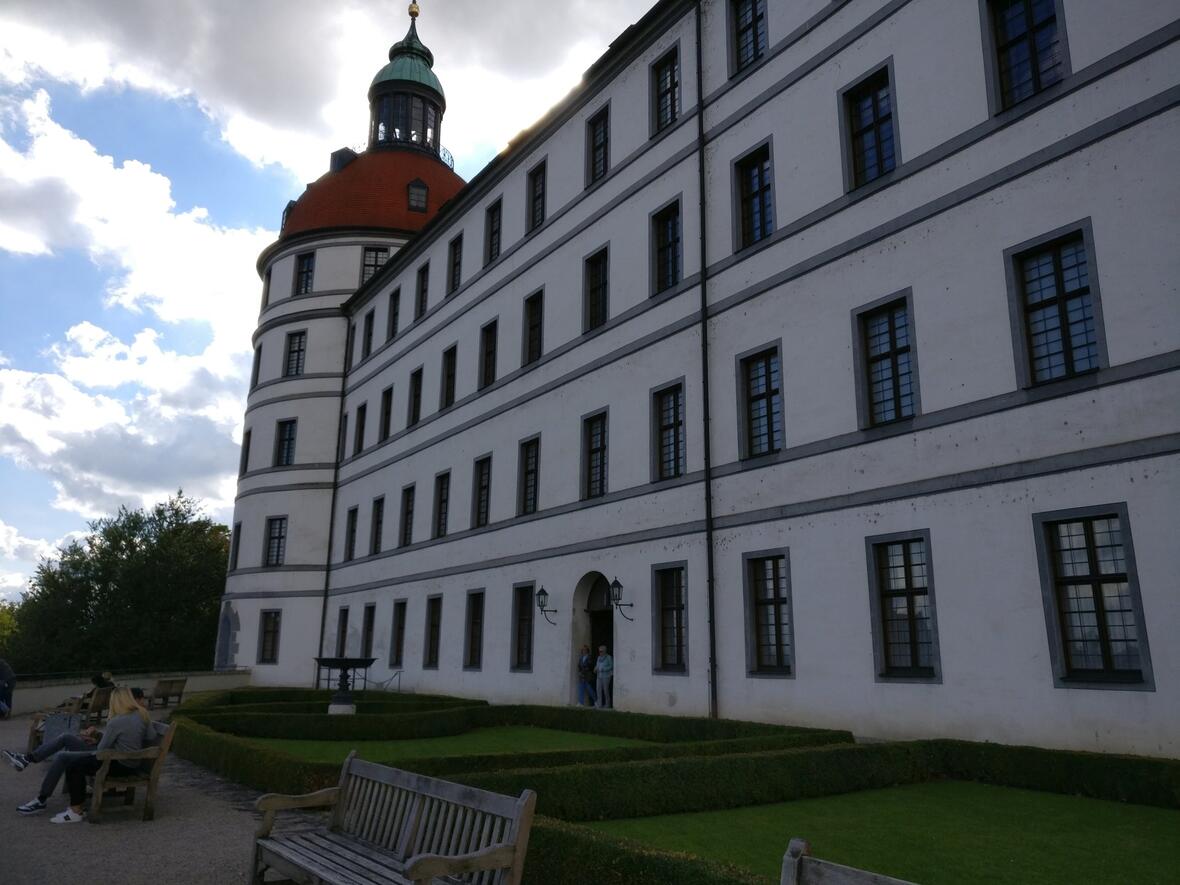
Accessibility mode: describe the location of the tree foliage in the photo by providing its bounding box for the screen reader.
[0,493,229,675]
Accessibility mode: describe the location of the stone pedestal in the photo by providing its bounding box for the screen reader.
[328,703,357,716]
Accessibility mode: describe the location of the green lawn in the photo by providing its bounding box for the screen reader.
[249,725,653,763]
[587,781,1180,885]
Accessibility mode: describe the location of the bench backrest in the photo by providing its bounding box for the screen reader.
[331,755,533,885]
[83,687,112,725]
[152,678,187,696]
[781,838,916,885]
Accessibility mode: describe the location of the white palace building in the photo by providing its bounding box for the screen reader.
[216,0,1180,756]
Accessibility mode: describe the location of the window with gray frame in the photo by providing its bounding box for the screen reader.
[858,297,915,425]
[387,288,400,340]
[866,532,941,681]
[379,386,393,442]
[653,383,685,480]
[335,606,349,657]
[407,368,422,426]
[260,268,271,310]
[390,600,407,667]
[345,324,355,372]
[294,252,315,295]
[408,179,428,212]
[746,553,792,674]
[479,320,498,389]
[353,403,366,456]
[283,331,306,377]
[258,610,281,664]
[584,248,609,333]
[370,497,384,556]
[1033,504,1152,689]
[250,345,261,390]
[731,0,767,74]
[523,291,543,366]
[653,201,681,293]
[527,161,546,233]
[433,472,450,539]
[652,47,679,134]
[511,583,534,671]
[362,246,388,284]
[415,263,429,320]
[337,413,348,463]
[229,522,241,571]
[239,429,251,476]
[843,66,897,189]
[736,145,773,249]
[988,0,1065,110]
[485,199,502,265]
[440,346,457,409]
[582,412,608,500]
[472,456,492,529]
[264,517,286,567]
[518,438,540,516]
[654,566,687,672]
[447,234,463,295]
[424,596,442,668]
[464,591,484,669]
[361,603,376,658]
[274,419,297,466]
[343,507,358,561]
[586,107,609,186]
[740,347,782,458]
[399,485,415,547]
[362,310,374,360]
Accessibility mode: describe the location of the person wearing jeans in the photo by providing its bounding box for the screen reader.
[576,645,597,707]
[594,644,614,709]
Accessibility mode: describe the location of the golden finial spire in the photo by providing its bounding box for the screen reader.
[409,1,419,19]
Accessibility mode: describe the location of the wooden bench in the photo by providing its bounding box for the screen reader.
[252,752,536,885]
[781,838,917,884]
[87,721,176,823]
[146,677,187,708]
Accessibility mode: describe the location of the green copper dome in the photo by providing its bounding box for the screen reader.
[371,18,445,105]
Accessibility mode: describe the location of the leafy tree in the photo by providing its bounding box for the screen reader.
[0,493,229,675]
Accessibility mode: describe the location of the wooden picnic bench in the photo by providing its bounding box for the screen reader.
[87,721,176,823]
[781,838,916,884]
[251,752,536,885]
[146,677,187,708]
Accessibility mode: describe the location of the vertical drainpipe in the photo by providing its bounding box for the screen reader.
[695,0,720,719]
[314,312,350,687]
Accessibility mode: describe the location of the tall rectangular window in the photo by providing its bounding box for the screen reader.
[362,310,375,360]
[736,145,774,250]
[239,429,252,477]
[464,591,484,669]
[399,485,415,547]
[361,246,388,284]
[653,48,679,134]
[860,299,914,425]
[424,596,442,669]
[732,0,767,74]
[407,368,422,427]
[387,288,400,340]
[523,291,543,366]
[741,348,782,458]
[748,554,792,674]
[274,419,297,467]
[872,537,936,677]
[655,567,686,672]
[361,604,376,658]
[433,472,450,539]
[518,438,540,516]
[415,263,429,320]
[653,202,681,293]
[283,331,306,377]
[583,248,609,333]
[447,234,463,295]
[344,507,358,561]
[229,522,242,571]
[294,252,315,295]
[472,456,492,529]
[258,610,281,664]
[845,68,896,189]
[582,412,608,500]
[370,497,385,556]
[379,386,393,442]
[345,324,355,372]
[479,320,498,389]
[390,600,407,667]
[484,199,502,265]
[512,584,534,670]
[264,517,287,567]
[440,346,457,409]
[654,384,685,480]
[260,268,271,311]
[335,607,349,657]
[250,345,262,390]
[353,403,367,456]
[586,107,610,186]
[1018,234,1100,384]
[337,413,348,463]
[527,161,546,233]
[990,0,1064,110]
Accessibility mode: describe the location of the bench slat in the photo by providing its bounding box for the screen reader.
[261,835,395,885]
[302,832,412,882]
[350,758,522,818]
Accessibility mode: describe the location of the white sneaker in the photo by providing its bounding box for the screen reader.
[50,809,85,824]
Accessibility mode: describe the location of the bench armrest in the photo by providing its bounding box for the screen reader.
[255,787,341,838]
[404,844,516,883]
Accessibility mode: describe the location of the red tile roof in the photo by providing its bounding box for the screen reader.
[281,149,466,239]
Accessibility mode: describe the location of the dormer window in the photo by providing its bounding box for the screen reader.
[408,179,428,212]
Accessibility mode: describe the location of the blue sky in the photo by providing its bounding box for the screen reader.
[0,0,637,599]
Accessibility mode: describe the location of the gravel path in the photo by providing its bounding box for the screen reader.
[0,712,323,885]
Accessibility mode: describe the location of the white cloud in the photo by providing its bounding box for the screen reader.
[0,518,60,563]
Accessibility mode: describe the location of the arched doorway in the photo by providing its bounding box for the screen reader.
[569,572,614,705]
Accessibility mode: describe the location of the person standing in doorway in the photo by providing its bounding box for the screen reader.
[0,658,14,718]
[594,644,614,709]
[576,645,596,707]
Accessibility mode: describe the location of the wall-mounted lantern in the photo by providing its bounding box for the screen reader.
[536,585,558,625]
[609,576,634,621]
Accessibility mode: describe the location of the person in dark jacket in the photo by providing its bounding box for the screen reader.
[576,645,596,707]
[0,658,15,718]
